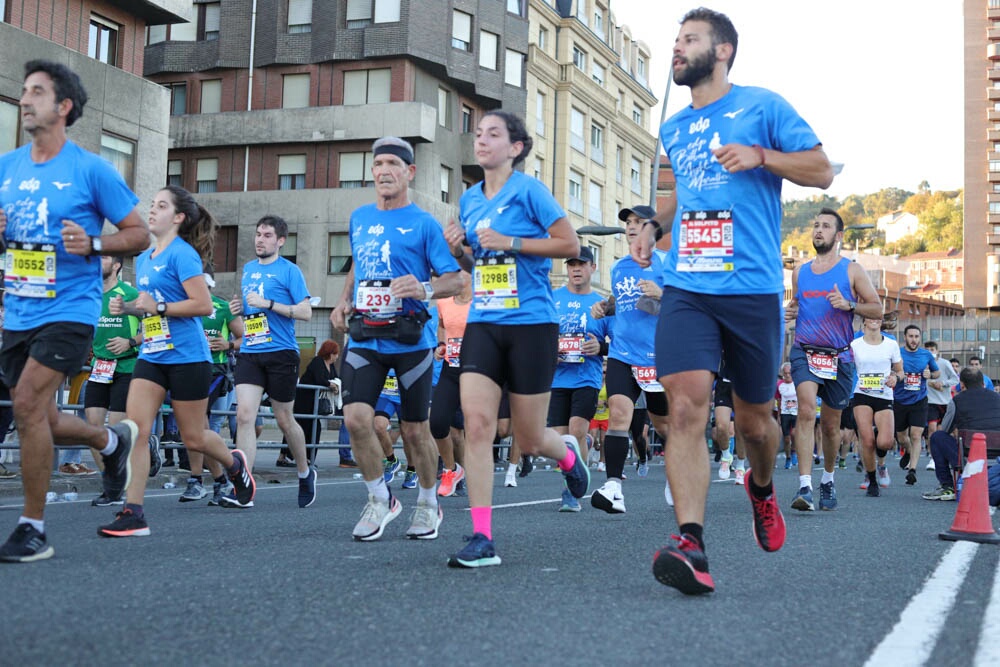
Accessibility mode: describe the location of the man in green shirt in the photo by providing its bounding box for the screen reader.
[86,256,142,506]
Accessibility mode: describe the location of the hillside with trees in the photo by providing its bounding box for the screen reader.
[780,182,963,257]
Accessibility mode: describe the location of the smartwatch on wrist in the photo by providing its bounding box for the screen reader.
[422,281,434,301]
[90,236,102,255]
[156,301,167,316]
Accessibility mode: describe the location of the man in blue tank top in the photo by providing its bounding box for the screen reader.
[893,325,940,486]
[632,8,835,595]
[786,208,881,512]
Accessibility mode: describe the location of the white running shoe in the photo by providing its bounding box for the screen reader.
[504,472,517,488]
[877,465,891,488]
[734,468,745,486]
[591,480,626,514]
[719,453,733,481]
[352,494,402,541]
[926,459,936,471]
[597,462,606,472]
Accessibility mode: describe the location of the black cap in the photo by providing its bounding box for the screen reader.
[618,204,657,222]
[566,246,595,264]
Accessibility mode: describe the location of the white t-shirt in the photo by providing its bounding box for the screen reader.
[777,381,798,415]
[850,335,902,401]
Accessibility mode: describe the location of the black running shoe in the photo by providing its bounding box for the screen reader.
[91,492,123,507]
[98,509,150,538]
[653,534,714,595]
[905,469,917,486]
[899,452,910,469]
[147,434,162,478]
[298,467,317,508]
[0,523,54,563]
[518,455,533,478]
[102,420,137,500]
[220,449,256,508]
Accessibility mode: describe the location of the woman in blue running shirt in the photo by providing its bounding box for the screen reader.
[98,186,255,537]
[442,110,591,568]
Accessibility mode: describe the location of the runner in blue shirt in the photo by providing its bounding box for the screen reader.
[98,186,255,538]
[0,61,149,562]
[892,324,940,486]
[632,9,835,595]
[332,136,462,542]
[442,110,590,568]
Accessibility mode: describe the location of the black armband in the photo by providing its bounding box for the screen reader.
[642,219,664,241]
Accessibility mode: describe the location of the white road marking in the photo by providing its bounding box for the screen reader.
[864,540,980,667]
[974,548,1000,667]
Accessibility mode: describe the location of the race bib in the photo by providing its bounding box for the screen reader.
[677,210,734,272]
[382,375,399,398]
[859,372,884,393]
[904,372,921,391]
[89,358,117,384]
[244,312,272,347]
[4,241,56,298]
[558,334,585,364]
[806,349,838,381]
[445,337,462,368]
[142,315,174,353]
[631,365,664,393]
[474,255,519,310]
[355,279,402,316]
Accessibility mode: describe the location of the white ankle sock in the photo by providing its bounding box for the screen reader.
[99,428,119,456]
[417,485,438,506]
[18,516,44,533]
[364,478,390,502]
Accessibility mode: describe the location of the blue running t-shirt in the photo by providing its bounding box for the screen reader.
[552,287,610,390]
[240,257,310,353]
[893,347,939,406]
[607,251,666,365]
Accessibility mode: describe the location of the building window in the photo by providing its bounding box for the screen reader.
[375,0,401,23]
[504,50,524,87]
[588,181,603,224]
[88,15,120,66]
[279,233,297,264]
[637,56,647,85]
[167,160,183,187]
[440,165,452,203]
[100,134,135,189]
[168,83,187,115]
[572,45,587,71]
[990,203,1000,215]
[346,0,372,28]
[452,10,472,51]
[278,154,306,190]
[615,146,623,183]
[329,233,353,273]
[570,108,585,153]
[438,88,451,128]
[591,62,605,86]
[534,157,544,181]
[343,68,391,105]
[506,0,522,15]
[199,2,221,41]
[213,226,238,272]
[590,123,604,165]
[589,244,600,285]
[576,0,588,25]
[200,79,222,114]
[461,105,474,133]
[568,171,583,215]
[197,158,219,194]
[146,24,167,44]
[631,156,641,194]
[632,104,643,126]
[480,31,499,70]
[991,161,1000,173]
[288,0,312,33]
[941,329,952,342]
[538,26,548,50]
[536,92,545,136]
[340,151,374,188]
[283,73,310,109]
[1,98,21,154]
[617,89,624,112]
[592,7,604,39]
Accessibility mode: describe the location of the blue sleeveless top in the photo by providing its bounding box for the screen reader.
[793,257,855,362]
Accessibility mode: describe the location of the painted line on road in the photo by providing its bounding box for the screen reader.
[974,548,1000,667]
[864,540,979,667]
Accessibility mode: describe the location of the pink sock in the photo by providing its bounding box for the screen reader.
[557,446,576,472]
[470,506,492,540]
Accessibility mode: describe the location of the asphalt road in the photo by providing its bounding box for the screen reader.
[0,453,997,666]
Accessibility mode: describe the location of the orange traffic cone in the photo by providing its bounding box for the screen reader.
[939,432,1000,544]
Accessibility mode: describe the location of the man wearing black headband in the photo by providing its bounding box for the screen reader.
[331,136,462,542]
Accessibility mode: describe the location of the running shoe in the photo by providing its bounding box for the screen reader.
[877,465,891,488]
[97,509,150,538]
[559,488,581,512]
[734,468,746,486]
[401,469,418,490]
[220,449,256,509]
[504,471,517,488]
[791,486,815,512]
[837,456,846,470]
[790,454,798,466]
[819,481,838,510]
[637,461,649,478]
[926,459,936,471]
[352,494,401,541]
[519,455,533,477]
[438,463,465,498]
[0,523,54,563]
[813,455,821,465]
[102,420,137,501]
[561,435,590,499]
[91,492,123,507]
[922,486,956,501]
[744,469,786,553]
[597,462,606,472]
[905,469,917,486]
[784,458,792,470]
[209,480,233,506]
[147,434,162,478]
[859,477,870,489]
[591,480,626,514]
[298,467,318,508]
[866,481,881,497]
[405,501,442,539]
[652,533,714,595]
[899,451,910,469]
[856,460,863,473]
[382,457,401,484]
[719,453,732,481]
[714,450,723,463]
[454,479,467,497]
[448,533,501,568]
[179,479,208,502]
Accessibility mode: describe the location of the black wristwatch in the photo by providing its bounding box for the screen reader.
[156,301,167,315]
